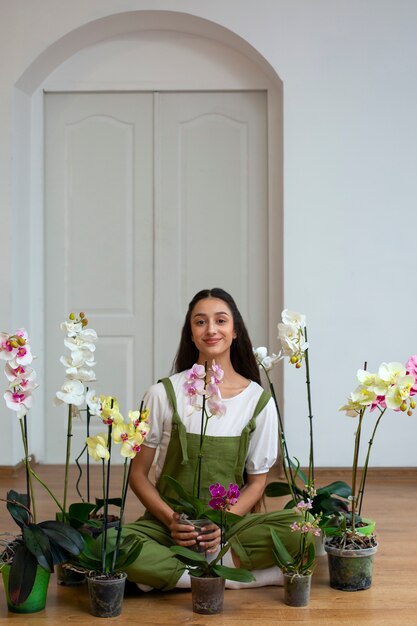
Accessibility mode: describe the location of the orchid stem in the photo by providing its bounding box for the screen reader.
[358,407,385,515]
[19,415,36,523]
[304,327,315,487]
[102,422,113,573]
[196,361,208,500]
[63,403,73,516]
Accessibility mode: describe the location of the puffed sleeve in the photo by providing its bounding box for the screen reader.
[141,381,171,449]
[245,396,278,474]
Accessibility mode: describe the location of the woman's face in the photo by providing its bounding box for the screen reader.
[190,297,236,362]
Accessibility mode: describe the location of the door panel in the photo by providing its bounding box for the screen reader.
[44,93,154,462]
[155,91,268,375]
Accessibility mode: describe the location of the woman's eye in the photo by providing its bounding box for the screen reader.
[195,320,205,326]
[217,319,226,324]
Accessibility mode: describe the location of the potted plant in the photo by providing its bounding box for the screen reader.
[270,498,321,606]
[66,397,150,617]
[0,329,85,612]
[325,357,416,591]
[170,482,257,614]
[254,310,352,549]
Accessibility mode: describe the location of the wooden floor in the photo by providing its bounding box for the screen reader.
[0,465,416,625]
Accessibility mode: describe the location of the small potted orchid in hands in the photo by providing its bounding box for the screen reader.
[171,482,256,615]
[271,498,321,606]
[324,356,417,592]
[0,330,85,613]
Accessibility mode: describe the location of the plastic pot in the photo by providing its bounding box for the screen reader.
[325,543,378,591]
[283,572,312,606]
[1,563,50,613]
[86,572,127,618]
[191,575,225,614]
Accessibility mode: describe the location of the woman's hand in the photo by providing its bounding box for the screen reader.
[170,513,221,553]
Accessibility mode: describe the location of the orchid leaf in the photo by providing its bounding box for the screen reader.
[270,528,293,569]
[67,502,97,527]
[38,520,85,555]
[6,490,30,528]
[289,458,308,485]
[317,481,351,499]
[8,544,38,606]
[304,541,316,570]
[211,564,255,583]
[264,482,294,498]
[22,524,54,572]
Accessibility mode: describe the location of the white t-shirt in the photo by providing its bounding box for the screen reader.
[142,371,278,483]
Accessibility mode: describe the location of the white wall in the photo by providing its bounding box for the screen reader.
[1,0,416,468]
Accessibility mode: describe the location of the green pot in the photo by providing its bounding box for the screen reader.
[324,543,378,591]
[1,563,50,613]
[323,518,376,538]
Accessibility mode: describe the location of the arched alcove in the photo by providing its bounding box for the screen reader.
[12,10,283,462]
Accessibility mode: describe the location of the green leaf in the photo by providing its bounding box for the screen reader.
[289,458,308,485]
[22,525,54,573]
[8,544,39,606]
[304,541,316,570]
[270,528,294,569]
[113,538,143,570]
[265,482,293,498]
[212,564,255,583]
[6,490,30,528]
[38,521,85,556]
[67,502,97,527]
[170,545,208,567]
[317,481,351,499]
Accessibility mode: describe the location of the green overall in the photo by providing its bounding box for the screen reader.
[121,378,302,590]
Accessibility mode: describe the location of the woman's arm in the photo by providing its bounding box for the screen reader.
[129,444,174,527]
[229,472,268,516]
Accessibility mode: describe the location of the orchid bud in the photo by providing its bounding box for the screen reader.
[295,362,302,369]
[410,400,416,409]
[407,410,413,416]
[17,337,26,346]
[82,318,88,327]
[69,312,75,320]
[10,340,18,348]
[79,311,85,319]
[400,402,407,412]
[290,355,298,364]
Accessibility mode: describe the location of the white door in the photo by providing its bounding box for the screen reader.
[44,91,268,463]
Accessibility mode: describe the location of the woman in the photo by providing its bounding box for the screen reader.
[124,288,300,590]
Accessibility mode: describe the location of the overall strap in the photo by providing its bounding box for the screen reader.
[158,377,189,464]
[235,388,272,481]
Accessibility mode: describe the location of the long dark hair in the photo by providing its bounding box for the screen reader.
[172,288,261,384]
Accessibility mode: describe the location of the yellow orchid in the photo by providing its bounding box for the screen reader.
[86,433,110,461]
[120,431,145,459]
[350,385,376,407]
[385,374,415,409]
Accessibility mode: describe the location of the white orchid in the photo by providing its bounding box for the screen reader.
[253,346,282,371]
[4,389,33,417]
[281,309,306,329]
[55,379,85,406]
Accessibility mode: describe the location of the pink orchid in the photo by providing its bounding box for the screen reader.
[185,363,206,382]
[369,395,387,412]
[209,360,224,384]
[208,482,240,510]
[4,389,33,416]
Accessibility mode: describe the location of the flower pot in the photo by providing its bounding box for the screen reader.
[1,563,50,613]
[324,543,378,591]
[283,573,312,607]
[323,518,376,538]
[56,563,85,586]
[86,572,127,618]
[187,519,210,553]
[191,575,225,614]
